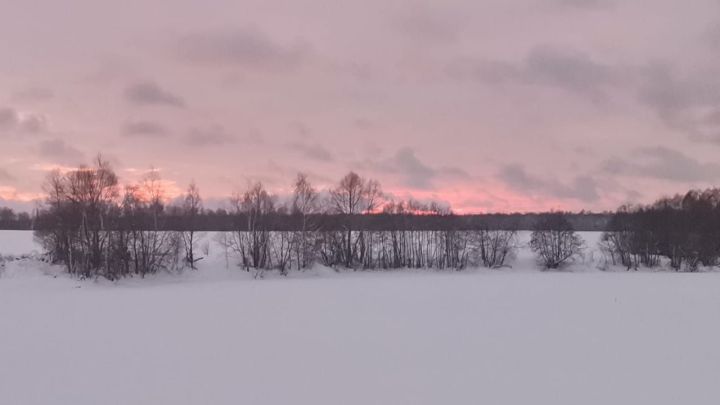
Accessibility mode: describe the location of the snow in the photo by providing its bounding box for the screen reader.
[1,231,720,404]
[0,230,40,257]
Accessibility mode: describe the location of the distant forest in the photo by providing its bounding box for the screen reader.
[0,207,611,232]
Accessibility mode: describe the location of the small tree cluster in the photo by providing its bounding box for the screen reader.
[35,157,187,279]
[602,189,720,271]
[530,212,584,269]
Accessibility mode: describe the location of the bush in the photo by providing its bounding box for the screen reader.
[530,213,583,269]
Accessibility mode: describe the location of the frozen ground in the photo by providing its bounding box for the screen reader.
[1,231,720,404]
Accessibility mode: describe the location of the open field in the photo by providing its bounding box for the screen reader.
[1,231,720,404]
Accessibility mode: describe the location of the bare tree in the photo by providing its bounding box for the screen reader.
[142,167,164,230]
[181,181,203,269]
[291,173,319,270]
[35,155,120,278]
[530,213,584,270]
[118,178,181,278]
[470,229,517,268]
[229,182,275,277]
[329,172,383,268]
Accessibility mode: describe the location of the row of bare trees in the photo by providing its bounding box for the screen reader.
[214,172,520,277]
[34,157,720,276]
[35,158,525,279]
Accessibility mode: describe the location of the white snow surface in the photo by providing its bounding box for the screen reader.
[1,231,720,404]
[0,230,40,257]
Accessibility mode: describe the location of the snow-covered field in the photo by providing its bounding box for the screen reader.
[1,231,720,404]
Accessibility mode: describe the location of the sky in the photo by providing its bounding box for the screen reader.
[1,0,720,213]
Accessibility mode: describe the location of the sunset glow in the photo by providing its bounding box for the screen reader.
[2,0,719,213]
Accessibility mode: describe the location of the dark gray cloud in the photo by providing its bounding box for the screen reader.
[0,108,18,130]
[0,168,14,182]
[637,65,720,142]
[453,47,720,141]
[450,45,624,103]
[392,148,436,188]
[0,107,47,134]
[638,66,720,117]
[178,28,308,70]
[499,164,599,202]
[185,126,235,146]
[524,46,619,93]
[122,121,169,138]
[357,148,468,190]
[603,147,720,182]
[18,114,47,133]
[286,122,332,161]
[393,5,460,44]
[288,140,334,162]
[124,81,185,107]
[38,138,85,165]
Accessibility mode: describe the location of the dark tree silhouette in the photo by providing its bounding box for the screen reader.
[530,212,583,269]
[181,181,203,269]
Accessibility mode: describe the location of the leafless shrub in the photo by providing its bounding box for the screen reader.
[530,213,584,270]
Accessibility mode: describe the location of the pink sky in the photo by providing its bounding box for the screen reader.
[2,0,720,213]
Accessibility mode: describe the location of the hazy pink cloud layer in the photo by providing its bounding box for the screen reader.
[2,0,720,213]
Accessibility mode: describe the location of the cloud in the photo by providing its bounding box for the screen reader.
[124,81,185,107]
[392,148,436,188]
[552,0,614,9]
[37,138,85,165]
[449,45,624,103]
[11,87,54,102]
[185,126,235,146]
[18,114,47,133]
[603,147,720,182]
[452,50,720,141]
[0,108,18,130]
[0,168,14,182]
[177,28,308,70]
[288,141,334,162]
[637,65,720,142]
[122,121,169,138]
[703,109,720,126]
[357,148,468,190]
[499,164,599,202]
[707,25,720,49]
[393,4,460,44]
[353,118,376,130]
[0,107,47,134]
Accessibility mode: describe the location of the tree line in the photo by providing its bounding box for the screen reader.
[28,156,551,279]
[600,188,720,272]
[3,208,611,232]
[0,207,33,230]
[5,155,717,278]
